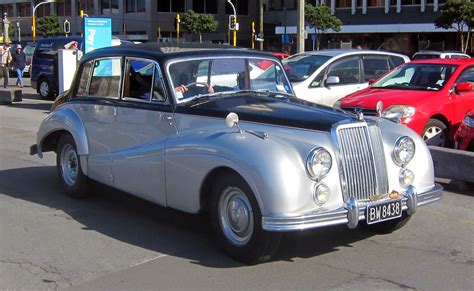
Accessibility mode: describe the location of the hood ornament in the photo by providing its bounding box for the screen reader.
[376,101,384,117]
[354,107,364,121]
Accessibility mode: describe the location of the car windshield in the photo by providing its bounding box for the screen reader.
[24,46,35,55]
[371,63,457,91]
[169,57,294,104]
[282,54,332,82]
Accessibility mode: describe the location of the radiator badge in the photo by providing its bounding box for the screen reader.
[354,107,364,121]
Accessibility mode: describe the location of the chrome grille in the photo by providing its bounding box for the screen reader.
[336,123,389,201]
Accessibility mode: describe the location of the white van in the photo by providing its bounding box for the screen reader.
[283,49,410,106]
[412,50,471,60]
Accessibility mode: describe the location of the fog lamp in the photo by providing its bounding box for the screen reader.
[399,168,415,188]
[313,183,330,205]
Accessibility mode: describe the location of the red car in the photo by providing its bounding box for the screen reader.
[454,109,474,151]
[256,52,289,70]
[339,59,474,146]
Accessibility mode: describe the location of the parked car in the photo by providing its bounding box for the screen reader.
[454,109,474,151]
[31,36,83,99]
[30,43,442,264]
[412,50,470,60]
[282,49,410,106]
[338,59,474,146]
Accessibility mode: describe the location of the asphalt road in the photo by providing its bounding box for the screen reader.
[1,87,473,290]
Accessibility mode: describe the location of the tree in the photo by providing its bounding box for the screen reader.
[435,0,474,53]
[37,15,63,37]
[305,3,342,50]
[182,10,218,43]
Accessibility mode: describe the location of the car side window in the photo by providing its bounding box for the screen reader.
[390,56,405,67]
[362,57,390,82]
[310,70,325,87]
[89,57,122,98]
[123,58,154,101]
[326,57,360,85]
[456,67,474,89]
[152,66,166,102]
[75,60,93,97]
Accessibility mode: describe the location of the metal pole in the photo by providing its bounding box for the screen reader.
[17,21,20,42]
[251,21,255,49]
[32,0,57,44]
[227,1,237,47]
[296,0,305,53]
[259,0,263,50]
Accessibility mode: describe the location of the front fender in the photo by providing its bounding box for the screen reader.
[37,107,89,158]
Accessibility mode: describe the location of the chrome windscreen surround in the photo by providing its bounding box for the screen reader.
[331,121,389,202]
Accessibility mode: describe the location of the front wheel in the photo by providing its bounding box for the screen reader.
[210,173,281,264]
[423,119,448,147]
[56,134,92,198]
[363,213,411,234]
[39,78,53,100]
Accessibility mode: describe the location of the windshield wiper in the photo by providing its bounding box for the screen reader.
[180,90,293,106]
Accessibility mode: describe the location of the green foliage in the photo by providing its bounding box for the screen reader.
[37,15,63,37]
[305,3,342,50]
[182,10,218,43]
[435,0,474,52]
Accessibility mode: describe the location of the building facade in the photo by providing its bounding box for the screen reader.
[0,0,258,45]
[265,0,472,55]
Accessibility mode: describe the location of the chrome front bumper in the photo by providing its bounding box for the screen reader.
[262,184,443,232]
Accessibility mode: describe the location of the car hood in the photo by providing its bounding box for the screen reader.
[341,88,442,108]
[176,96,355,132]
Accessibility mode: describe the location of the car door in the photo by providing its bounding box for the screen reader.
[112,57,175,206]
[73,57,122,186]
[319,56,362,106]
[453,66,474,125]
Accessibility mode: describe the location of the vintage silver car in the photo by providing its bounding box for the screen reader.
[31,43,442,264]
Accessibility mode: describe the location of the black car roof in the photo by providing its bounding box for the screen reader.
[81,42,277,63]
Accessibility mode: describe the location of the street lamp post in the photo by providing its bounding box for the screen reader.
[32,0,56,44]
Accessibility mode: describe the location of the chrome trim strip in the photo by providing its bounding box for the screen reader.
[262,184,443,232]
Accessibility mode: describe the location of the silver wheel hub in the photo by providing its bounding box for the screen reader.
[218,186,254,246]
[40,81,49,97]
[60,144,78,186]
[423,126,445,146]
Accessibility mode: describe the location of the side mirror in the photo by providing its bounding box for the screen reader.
[368,79,376,85]
[325,76,340,86]
[225,112,242,133]
[455,82,472,93]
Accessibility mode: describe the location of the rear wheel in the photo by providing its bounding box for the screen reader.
[56,134,92,198]
[422,119,448,147]
[210,173,281,264]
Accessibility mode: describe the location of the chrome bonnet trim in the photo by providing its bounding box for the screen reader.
[262,184,443,232]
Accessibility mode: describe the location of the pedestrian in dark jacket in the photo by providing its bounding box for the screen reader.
[12,45,26,88]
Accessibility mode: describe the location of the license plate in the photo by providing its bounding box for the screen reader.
[366,199,402,225]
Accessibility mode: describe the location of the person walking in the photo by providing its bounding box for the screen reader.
[11,45,26,88]
[0,43,12,88]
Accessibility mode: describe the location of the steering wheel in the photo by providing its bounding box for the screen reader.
[184,82,210,89]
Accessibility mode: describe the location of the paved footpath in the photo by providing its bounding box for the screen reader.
[0,87,473,290]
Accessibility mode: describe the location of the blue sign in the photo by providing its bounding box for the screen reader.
[84,18,112,53]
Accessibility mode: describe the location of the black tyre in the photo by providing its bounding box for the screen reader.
[56,134,92,198]
[422,119,448,147]
[38,78,53,100]
[363,213,411,234]
[210,173,281,264]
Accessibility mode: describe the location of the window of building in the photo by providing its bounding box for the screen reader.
[0,4,14,17]
[336,0,352,8]
[367,0,385,7]
[18,3,32,17]
[78,0,95,16]
[225,0,249,15]
[126,0,145,13]
[101,0,119,14]
[157,0,185,13]
[56,1,72,16]
[401,0,421,5]
[193,0,218,14]
[36,3,51,18]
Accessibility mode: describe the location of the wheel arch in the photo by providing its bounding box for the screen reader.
[428,114,450,130]
[200,167,260,214]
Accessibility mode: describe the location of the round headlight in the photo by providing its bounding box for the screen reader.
[313,183,330,205]
[399,168,415,188]
[306,148,332,181]
[393,136,415,166]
